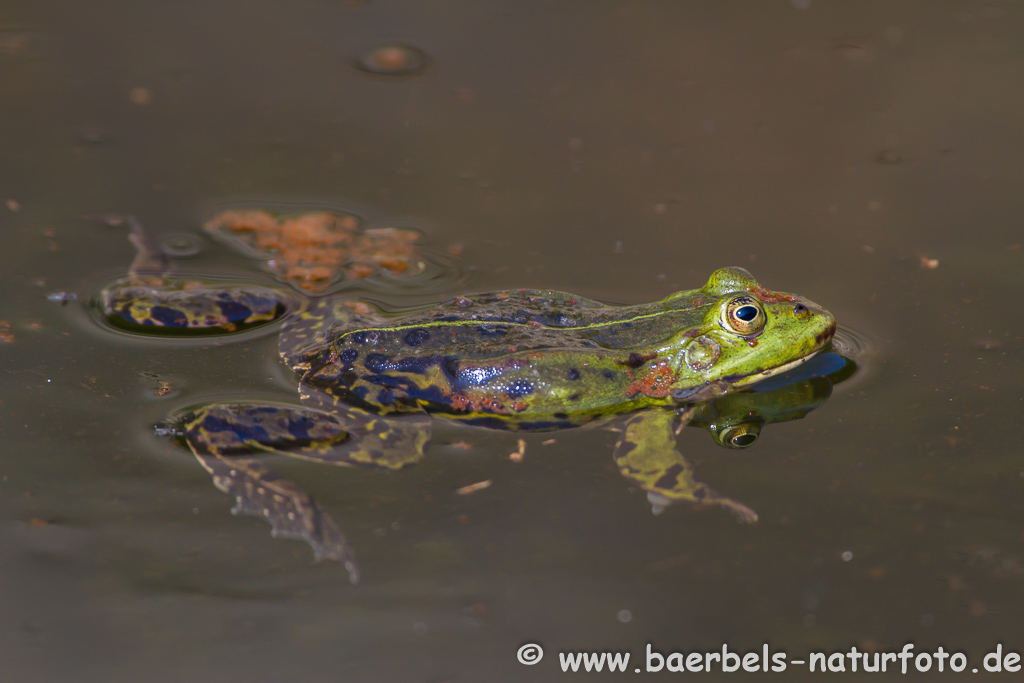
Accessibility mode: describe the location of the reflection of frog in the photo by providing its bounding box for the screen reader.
[691,350,855,451]
[169,261,835,582]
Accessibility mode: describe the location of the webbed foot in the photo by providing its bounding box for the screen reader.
[192,451,359,583]
[613,408,758,522]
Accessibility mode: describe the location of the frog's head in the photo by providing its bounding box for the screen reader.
[667,267,836,396]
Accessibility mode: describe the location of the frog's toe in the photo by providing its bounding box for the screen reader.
[645,487,758,523]
[719,498,759,523]
[647,491,671,516]
[693,485,759,523]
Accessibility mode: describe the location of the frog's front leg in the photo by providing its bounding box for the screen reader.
[613,408,758,523]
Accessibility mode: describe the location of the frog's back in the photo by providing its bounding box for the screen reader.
[290,288,706,363]
[277,287,709,427]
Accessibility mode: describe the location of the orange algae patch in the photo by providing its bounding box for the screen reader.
[449,392,508,415]
[204,209,423,292]
[625,360,676,399]
[746,285,798,304]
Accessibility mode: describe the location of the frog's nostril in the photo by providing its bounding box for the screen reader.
[794,303,807,315]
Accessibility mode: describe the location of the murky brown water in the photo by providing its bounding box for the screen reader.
[2,1,1023,680]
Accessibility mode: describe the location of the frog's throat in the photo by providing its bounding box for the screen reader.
[730,351,819,389]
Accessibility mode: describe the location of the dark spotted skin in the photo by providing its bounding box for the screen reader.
[100,216,289,333]
[281,292,687,428]
[103,285,287,332]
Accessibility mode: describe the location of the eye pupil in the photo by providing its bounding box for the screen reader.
[732,433,757,447]
[722,298,765,335]
[735,305,758,322]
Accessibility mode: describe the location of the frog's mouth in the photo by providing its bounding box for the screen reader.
[732,352,818,388]
[731,318,837,388]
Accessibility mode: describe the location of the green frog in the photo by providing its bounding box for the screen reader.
[98,217,840,582]
[167,265,835,582]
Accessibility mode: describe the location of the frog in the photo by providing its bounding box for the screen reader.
[168,265,836,582]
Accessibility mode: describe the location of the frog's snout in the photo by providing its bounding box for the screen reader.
[816,320,838,347]
[796,298,836,347]
[784,296,835,349]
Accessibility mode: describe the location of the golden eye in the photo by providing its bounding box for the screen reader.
[719,424,760,449]
[722,296,765,336]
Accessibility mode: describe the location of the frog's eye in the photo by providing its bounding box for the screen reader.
[722,296,765,336]
[718,423,760,449]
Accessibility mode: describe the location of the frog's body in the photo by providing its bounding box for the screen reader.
[172,264,835,582]
[281,268,835,428]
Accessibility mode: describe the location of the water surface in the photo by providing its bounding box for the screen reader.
[2,1,1023,680]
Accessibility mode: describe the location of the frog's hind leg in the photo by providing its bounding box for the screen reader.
[180,401,430,579]
[278,297,384,372]
[191,450,359,583]
[185,401,430,469]
[179,401,427,583]
[297,382,433,470]
[124,215,172,285]
[612,408,758,523]
[181,403,363,581]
